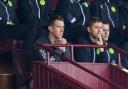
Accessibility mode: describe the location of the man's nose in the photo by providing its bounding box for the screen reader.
[60,28,64,32]
[98,30,102,33]
[105,31,108,34]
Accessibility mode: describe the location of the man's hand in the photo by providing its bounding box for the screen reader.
[96,34,103,45]
[54,38,67,51]
[54,38,67,44]
[96,34,104,52]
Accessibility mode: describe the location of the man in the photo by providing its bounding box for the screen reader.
[74,17,116,63]
[34,15,70,61]
[89,0,123,47]
[98,20,116,63]
[18,15,70,89]
[102,21,110,44]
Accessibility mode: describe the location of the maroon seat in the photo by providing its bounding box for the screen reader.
[0,39,15,53]
[0,39,23,53]
[12,49,32,88]
[0,39,17,89]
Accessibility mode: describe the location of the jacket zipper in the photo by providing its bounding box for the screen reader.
[105,2,115,27]
[0,1,10,21]
[74,0,85,25]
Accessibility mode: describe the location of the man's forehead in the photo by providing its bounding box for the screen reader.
[92,22,103,26]
[94,21,102,24]
[102,24,110,29]
[54,19,64,23]
[103,23,109,26]
[54,20,64,26]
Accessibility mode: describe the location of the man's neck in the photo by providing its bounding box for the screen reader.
[49,33,57,44]
[90,35,97,44]
[103,41,108,45]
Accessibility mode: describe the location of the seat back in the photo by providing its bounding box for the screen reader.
[12,49,32,86]
[0,39,15,53]
[0,39,23,53]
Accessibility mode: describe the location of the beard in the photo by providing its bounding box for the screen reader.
[90,33,99,40]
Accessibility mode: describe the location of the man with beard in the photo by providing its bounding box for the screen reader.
[74,17,116,63]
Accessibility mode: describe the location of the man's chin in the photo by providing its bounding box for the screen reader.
[104,39,108,41]
[56,36,63,39]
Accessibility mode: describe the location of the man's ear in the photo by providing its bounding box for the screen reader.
[48,26,52,32]
[87,27,90,33]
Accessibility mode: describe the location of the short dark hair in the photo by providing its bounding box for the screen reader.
[86,17,102,28]
[48,15,64,26]
[102,20,109,25]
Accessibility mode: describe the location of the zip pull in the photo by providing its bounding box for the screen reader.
[0,1,10,22]
[35,0,40,19]
[40,0,45,6]
[8,0,13,7]
[6,20,15,25]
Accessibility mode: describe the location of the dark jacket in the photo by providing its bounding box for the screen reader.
[55,0,91,43]
[74,34,116,63]
[90,0,122,28]
[118,1,128,28]
[0,0,18,27]
[34,31,70,61]
[121,42,128,69]
[0,0,37,50]
[55,0,91,27]
[17,0,52,27]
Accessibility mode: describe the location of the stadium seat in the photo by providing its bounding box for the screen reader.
[12,49,32,88]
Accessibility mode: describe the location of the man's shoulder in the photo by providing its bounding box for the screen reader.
[36,36,50,45]
[76,36,90,44]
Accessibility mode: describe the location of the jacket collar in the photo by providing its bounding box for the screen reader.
[70,0,81,3]
[100,0,110,3]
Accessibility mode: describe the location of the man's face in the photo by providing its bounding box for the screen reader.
[88,22,103,40]
[102,24,110,41]
[49,20,64,39]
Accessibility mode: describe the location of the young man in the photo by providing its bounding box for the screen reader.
[98,20,116,63]
[34,15,70,61]
[102,21,110,44]
[74,17,116,63]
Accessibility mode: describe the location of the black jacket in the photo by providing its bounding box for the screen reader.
[118,1,128,28]
[121,42,128,69]
[0,0,18,27]
[17,0,51,27]
[74,34,116,63]
[55,0,91,27]
[90,0,122,28]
